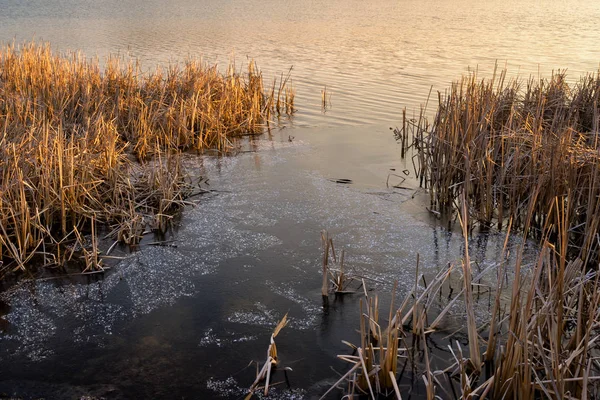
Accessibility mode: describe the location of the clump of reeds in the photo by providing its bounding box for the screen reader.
[407,67,600,263]
[247,314,289,398]
[325,252,460,399]
[320,231,364,301]
[320,289,404,399]
[431,195,600,399]
[271,68,296,117]
[391,68,600,396]
[0,41,293,277]
[386,69,600,397]
[331,192,600,399]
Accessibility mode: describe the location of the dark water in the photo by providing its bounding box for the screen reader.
[0,126,537,399]
[0,0,598,398]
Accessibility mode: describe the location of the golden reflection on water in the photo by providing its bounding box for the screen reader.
[0,0,599,126]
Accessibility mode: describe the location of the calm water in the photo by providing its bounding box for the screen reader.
[1,0,599,126]
[0,127,538,399]
[0,1,598,399]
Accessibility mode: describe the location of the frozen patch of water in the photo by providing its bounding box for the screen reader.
[123,248,198,316]
[267,281,321,330]
[206,377,306,399]
[177,202,283,261]
[199,328,258,347]
[0,245,217,362]
[1,293,57,361]
[226,302,282,328]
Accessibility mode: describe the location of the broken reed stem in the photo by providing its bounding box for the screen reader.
[247,314,288,398]
[0,41,293,276]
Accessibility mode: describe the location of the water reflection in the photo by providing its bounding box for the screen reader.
[1,0,599,127]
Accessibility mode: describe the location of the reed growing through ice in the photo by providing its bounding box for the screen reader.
[0,41,294,277]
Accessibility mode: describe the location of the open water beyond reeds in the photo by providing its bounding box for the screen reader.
[1,0,600,398]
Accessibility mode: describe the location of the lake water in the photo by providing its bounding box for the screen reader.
[2,0,599,126]
[0,1,599,399]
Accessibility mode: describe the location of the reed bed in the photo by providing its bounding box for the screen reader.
[331,196,600,399]
[322,68,600,398]
[405,68,600,263]
[0,42,293,277]
[333,68,600,398]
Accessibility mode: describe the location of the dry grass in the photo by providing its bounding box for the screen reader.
[0,41,293,277]
[330,68,600,398]
[331,196,600,398]
[406,68,600,262]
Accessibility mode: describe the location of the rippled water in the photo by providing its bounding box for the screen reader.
[0,1,598,399]
[1,0,599,126]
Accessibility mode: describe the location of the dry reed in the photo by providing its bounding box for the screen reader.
[331,68,600,398]
[331,195,600,398]
[406,68,600,263]
[247,314,289,398]
[0,41,293,277]
[320,231,362,300]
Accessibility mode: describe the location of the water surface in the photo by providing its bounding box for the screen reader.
[0,1,598,398]
[1,0,599,126]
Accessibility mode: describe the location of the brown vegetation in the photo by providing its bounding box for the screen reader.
[329,69,600,398]
[408,68,600,262]
[0,42,293,277]
[331,199,600,399]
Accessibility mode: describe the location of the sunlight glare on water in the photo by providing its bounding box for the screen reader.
[1,0,599,126]
[0,1,598,398]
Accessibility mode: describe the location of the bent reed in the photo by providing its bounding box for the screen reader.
[0,42,294,277]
